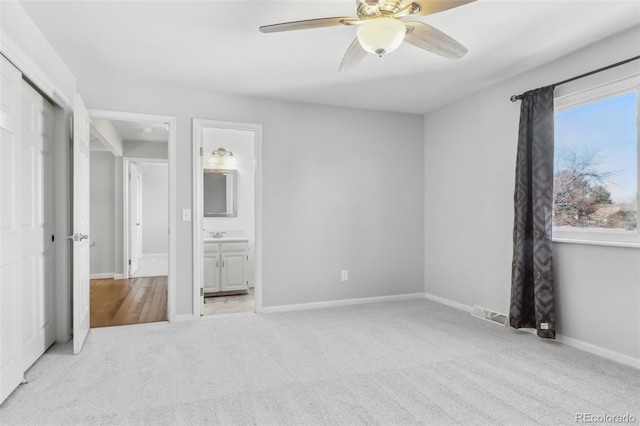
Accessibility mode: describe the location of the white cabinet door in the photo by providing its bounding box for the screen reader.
[203,253,220,293]
[0,56,25,404]
[221,252,247,291]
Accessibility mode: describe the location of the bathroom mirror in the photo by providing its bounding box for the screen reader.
[203,169,237,217]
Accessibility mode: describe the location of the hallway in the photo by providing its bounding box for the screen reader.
[90,277,167,328]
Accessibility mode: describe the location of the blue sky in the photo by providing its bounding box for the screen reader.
[555,91,638,203]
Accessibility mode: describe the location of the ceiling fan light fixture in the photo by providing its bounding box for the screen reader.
[357,17,406,57]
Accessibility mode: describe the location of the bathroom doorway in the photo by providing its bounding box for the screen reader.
[192,120,263,317]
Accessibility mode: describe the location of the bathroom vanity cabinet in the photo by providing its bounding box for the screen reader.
[203,239,249,294]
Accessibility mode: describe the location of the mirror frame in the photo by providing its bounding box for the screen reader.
[203,169,237,217]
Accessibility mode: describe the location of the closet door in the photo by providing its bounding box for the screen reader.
[0,56,25,404]
[20,81,56,371]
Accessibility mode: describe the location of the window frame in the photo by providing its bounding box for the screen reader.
[553,73,640,248]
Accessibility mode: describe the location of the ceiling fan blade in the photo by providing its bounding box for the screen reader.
[339,38,368,72]
[404,21,467,59]
[259,17,358,33]
[411,0,476,16]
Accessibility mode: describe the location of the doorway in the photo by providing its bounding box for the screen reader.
[124,158,169,279]
[87,111,176,327]
[192,119,263,318]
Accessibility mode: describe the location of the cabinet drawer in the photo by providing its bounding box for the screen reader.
[220,242,247,252]
[203,243,220,253]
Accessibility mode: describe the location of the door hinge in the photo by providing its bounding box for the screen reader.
[200,147,203,156]
[200,288,204,296]
[128,259,131,265]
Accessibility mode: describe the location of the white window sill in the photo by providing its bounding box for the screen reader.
[552,228,640,249]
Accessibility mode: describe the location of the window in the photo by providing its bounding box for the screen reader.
[553,75,639,247]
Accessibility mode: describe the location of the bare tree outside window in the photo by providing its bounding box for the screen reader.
[553,148,637,230]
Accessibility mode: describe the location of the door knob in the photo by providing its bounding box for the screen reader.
[66,233,89,242]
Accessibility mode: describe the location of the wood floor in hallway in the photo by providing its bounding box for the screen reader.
[90,276,167,328]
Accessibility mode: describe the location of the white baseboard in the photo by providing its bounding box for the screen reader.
[90,273,114,279]
[425,292,639,369]
[114,274,125,279]
[556,334,639,369]
[261,293,425,314]
[175,314,194,322]
[424,292,473,313]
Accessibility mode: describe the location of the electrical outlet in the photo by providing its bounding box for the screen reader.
[341,270,348,282]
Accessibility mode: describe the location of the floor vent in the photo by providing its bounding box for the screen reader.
[471,305,508,326]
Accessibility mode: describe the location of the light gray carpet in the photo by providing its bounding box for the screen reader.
[1,299,638,425]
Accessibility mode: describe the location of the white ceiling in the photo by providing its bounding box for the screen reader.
[110,120,169,143]
[19,0,640,114]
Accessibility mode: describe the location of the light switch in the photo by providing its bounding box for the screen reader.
[182,208,191,222]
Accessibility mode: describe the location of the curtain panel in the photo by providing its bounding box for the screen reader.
[510,86,556,339]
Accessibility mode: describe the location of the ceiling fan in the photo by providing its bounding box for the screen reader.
[259,0,476,72]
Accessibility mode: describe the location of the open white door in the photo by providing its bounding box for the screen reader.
[129,163,141,276]
[72,94,91,355]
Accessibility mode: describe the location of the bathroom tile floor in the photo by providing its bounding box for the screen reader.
[202,288,255,316]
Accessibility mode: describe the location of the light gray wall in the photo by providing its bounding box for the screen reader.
[140,163,168,254]
[90,151,116,275]
[259,103,424,307]
[423,26,640,360]
[76,78,425,314]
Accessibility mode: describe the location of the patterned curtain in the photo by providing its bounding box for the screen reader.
[510,86,556,339]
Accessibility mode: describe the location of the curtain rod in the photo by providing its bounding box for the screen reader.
[510,55,640,102]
